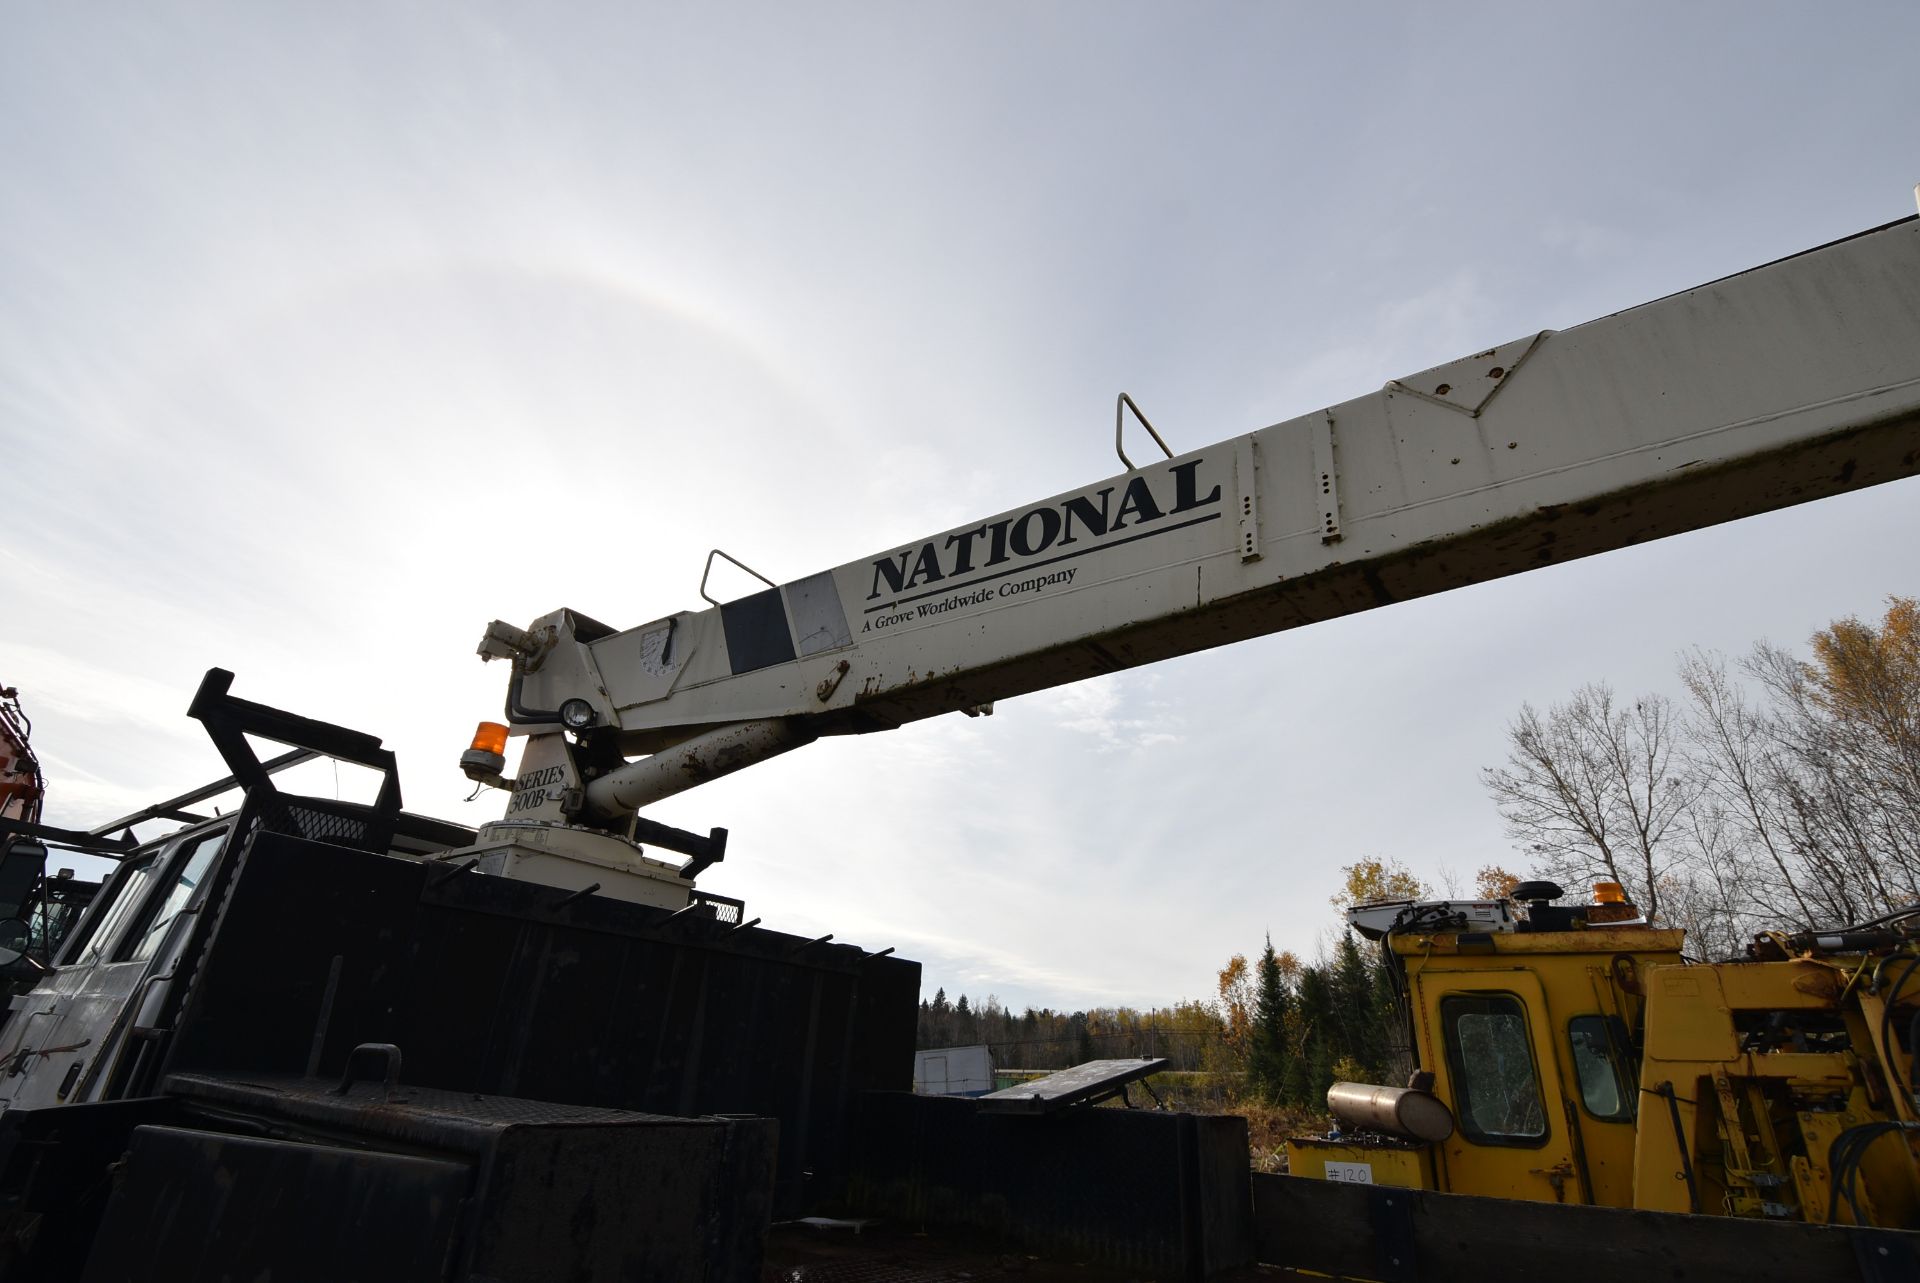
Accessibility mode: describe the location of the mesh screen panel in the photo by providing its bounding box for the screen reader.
[258,797,376,849]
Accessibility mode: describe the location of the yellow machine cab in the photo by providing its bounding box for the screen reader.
[1288,883,1920,1228]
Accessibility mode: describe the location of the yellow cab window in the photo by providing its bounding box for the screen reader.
[1567,1015,1633,1122]
[1441,993,1548,1146]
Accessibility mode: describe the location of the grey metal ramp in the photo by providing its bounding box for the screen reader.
[977,1057,1168,1115]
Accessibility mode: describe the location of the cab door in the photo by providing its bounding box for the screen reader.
[0,826,228,1110]
[1414,967,1585,1204]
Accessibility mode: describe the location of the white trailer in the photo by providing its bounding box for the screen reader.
[914,1045,995,1098]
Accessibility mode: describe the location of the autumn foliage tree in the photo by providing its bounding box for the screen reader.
[1331,856,1428,910]
[1473,864,1522,900]
[1216,953,1254,1069]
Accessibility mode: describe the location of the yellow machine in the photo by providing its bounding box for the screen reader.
[1288,885,1920,1227]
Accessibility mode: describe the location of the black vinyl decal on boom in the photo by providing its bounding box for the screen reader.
[721,587,799,675]
[865,457,1225,606]
[863,511,1222,614]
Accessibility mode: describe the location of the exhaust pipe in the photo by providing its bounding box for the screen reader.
[1327,1081,1455,1143]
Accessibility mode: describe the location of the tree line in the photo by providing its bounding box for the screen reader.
[915,990,1230,1073]
[916,857,1420,1110]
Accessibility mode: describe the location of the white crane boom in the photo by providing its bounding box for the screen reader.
[478,217,1920,841]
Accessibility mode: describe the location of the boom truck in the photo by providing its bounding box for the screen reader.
[1,213,1919,1281]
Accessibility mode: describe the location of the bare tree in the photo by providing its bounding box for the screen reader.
[1486,599,1920,949]
[1678,650,1819,928]
[1658,794,1749,959]
[1482,684,1692,922]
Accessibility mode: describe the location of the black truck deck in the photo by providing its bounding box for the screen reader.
[0,672,1255,1281]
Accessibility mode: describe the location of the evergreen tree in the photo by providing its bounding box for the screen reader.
[923,988,953,1047]
[1277,1009,1310,1108]
[1330,931,1384,1078]
[1293,965,1337,1108]
[1248,935,1290,1102]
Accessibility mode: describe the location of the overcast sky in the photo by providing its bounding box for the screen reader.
[5,4,1919,1014]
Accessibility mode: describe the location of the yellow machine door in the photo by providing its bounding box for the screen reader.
[1415,968,1586,1204]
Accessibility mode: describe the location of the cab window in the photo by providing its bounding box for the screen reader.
[1567,1015,1633,1122]
[116,831,227,963]
[70,852,167,967]
[1441,993,1548,1145]
[62,828,229,968]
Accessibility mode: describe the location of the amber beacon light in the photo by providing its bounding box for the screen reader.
[461,720,511,783]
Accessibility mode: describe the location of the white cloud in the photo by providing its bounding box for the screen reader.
[1033,672,1185,753]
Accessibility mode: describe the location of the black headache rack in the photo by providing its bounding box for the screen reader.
[0,671,471,983]
[0,668,476,859]
[185,667,474,854]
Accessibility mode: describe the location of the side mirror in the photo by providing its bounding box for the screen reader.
[0,917,30,968]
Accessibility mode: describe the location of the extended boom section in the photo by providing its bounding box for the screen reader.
[488,218,1920,822]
